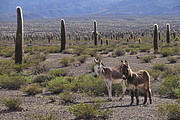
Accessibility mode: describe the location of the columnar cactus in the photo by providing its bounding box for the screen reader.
[153,24,158,51]
[100,38,103,45]
[60,19,66,52]
[173,30,176,39]
[15,6,24,64]
[93,20,98,46]
[166,23,170,43]
[158,31,161,41]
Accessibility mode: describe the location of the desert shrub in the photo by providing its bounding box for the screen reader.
[75,75,107,96]
[0,47,14,57]
[140,55,156,63]
[158,74,180,98]
[73,45,86,56]
[32,64,50,75]
[23,53,47,66]
[89,63,96,72]
[1,97,22,111]
[0,60,13,75]
[147,69,162,80]
[112,49,125,57]
[139,46,151,52]
[60,91,76,104]
[0,75,27,90]
[160,48,173,57]
[47,77,70,94]
[157,102,180,120]
[30,113,58,120]
[21,83,42,95]
[151,64,167,71]
[46,46,59,53]
[82,48,96,57]
[34,74,51,83]
[60,57,69,67]
[129,44,140,48]
[167,56,177,63]
[77,55,89,64]
[48,69,68,78]
[163,65,180,78]
[68,102,112,119]
[129,49,138,55]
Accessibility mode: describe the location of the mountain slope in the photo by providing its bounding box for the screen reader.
[0,0,179,21]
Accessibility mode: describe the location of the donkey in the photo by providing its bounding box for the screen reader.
[121,60,152,105]
[93,58,126,101]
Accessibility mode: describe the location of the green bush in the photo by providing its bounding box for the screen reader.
[60,57,69,67]
[60,91,76,104]
[47,77,70,94]
[34,74,51,83]
[158,75,180,98]
[46,46,60,53]
[0,60,13,75]
[32,64,50,75]
[151,64,167,71]
[0,47,14,57]
[167,56,177,63]
[129,49,138,55]
[140,55,156,63]
[0,75,27,90]
[30,113,58,120]
[157,102,180,120]
[21,83,42,95]
[48,69,68,77]
[77,55,89,64]
[75,75,107,96]
[1,97,22,110]
[147,69,162,80]
[68,102,112,119]
[139,46,151,52]
[160,48,173,57]
[112,49,125,57]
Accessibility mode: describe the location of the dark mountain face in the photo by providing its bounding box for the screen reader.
[0,0,179,20]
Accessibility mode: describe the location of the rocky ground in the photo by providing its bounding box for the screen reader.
[0,51,179,120]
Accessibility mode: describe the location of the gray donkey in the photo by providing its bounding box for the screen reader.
[121,60,152,105]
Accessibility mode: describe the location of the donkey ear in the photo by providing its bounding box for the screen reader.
[94,59,99,64]
[125,60,129,66]
[121,60,123,63]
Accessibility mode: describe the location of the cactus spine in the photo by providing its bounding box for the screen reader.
[93,20,98,46]
[15,6,24,64]
[153,24,158,51]
[166,23,170,43]
[60,19,66,52]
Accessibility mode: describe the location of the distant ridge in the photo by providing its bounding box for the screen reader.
[0,0,179,21]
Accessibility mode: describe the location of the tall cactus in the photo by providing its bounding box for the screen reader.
[93,20,98,46]
[15,6,24,64]
[153,24,158,51]
[60,19,66,52]
[166,23,170,43]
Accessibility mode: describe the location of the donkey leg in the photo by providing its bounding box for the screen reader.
[143,89,147,105]
[148,89,152,104]
[108,81,113,101]
[105,81,112,101]
[130,90,134,105]
[134,89,139,105]
[119,80,126,101]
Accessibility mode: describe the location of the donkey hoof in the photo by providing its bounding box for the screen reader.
[107,98,112,102]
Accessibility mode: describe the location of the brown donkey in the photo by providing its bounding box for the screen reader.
[121,60,152,105]
[93,58,126,101]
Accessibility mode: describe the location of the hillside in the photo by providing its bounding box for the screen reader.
[0,0,179,20]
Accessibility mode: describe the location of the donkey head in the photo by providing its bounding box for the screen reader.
[93,58,104,77]
[121,60,130,79]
